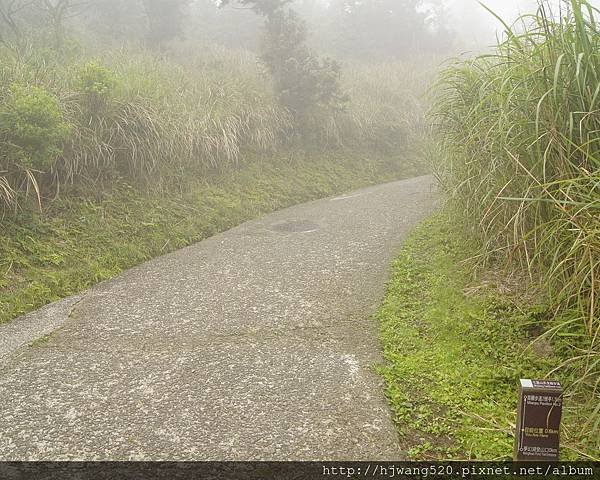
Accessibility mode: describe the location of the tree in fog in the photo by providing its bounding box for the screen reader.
[263,8,348,117]
[1,0,91,51]
[328,0,453,59]
[86,0,146,44]
[36,0,89,50]
[222,0,348,127]
[0,0,36,48]
[142,0,190,48]
[0,0,23,46]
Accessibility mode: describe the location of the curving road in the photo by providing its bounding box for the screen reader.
[0,175,436,460]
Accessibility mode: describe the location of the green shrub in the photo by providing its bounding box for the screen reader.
[226,2,349,131]
[261,8,348,123]
[78,62,116,97]
[0,84,69,171]
[77,62,117,112]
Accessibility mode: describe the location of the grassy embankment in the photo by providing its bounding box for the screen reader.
[0,45,428,324]
[0,149,416,324]
[379,0,598,460]
[379,212,597,460]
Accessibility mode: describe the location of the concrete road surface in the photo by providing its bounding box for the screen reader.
[0,175,436,460]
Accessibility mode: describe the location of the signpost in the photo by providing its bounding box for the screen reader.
[514,379,563,461]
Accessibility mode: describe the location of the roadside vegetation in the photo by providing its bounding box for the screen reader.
[379,212,598,460]
[1,150,415,324]
[9,0,596,463]
[0,44,423,212]
[0,0,437,324]
[377,0,598,460]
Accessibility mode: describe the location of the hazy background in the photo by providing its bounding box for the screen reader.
[448,0,541,47]
[182,1,600,59]
[447,0,600,47]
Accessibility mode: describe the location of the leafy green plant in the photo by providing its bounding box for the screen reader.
[260,7,348,124]
[1,84,69,171]
[0,83,69,208]
[78,62,116,100]
[222,1,348,133]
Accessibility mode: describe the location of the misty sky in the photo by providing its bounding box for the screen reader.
[447,0,600,47]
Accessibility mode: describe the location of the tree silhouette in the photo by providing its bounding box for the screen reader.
[142,0,189,48]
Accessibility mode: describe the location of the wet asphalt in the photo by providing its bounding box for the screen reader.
[0,175,436,460]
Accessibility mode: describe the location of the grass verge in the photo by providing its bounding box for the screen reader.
[432,1,599,428]
[378,211,599,460]
[0,147,421,325]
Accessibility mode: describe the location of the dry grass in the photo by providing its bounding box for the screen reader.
[0,46,292,209]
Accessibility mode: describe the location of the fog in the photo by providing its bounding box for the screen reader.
[1,0,598,463]
[448,0,600,48]
[190,0,600,58]
[448,0,540,47]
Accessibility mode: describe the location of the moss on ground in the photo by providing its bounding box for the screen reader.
[0,147,420,325]
[377,211,598,461]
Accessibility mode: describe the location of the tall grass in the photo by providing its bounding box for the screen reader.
[337,60,433,150]
[0,46,292,210]
[0,44,426,212]
[433,0,599,449]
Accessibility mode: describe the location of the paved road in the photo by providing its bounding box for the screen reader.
[0,175,436,460]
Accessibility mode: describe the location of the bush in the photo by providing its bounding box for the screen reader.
[78,62,116,96]
[261,8,348,124]
[221,2,350,133]
[77,62,117,111]
[0,84,69,171]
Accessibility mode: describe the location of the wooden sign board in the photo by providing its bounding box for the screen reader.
[514,379,563,461]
